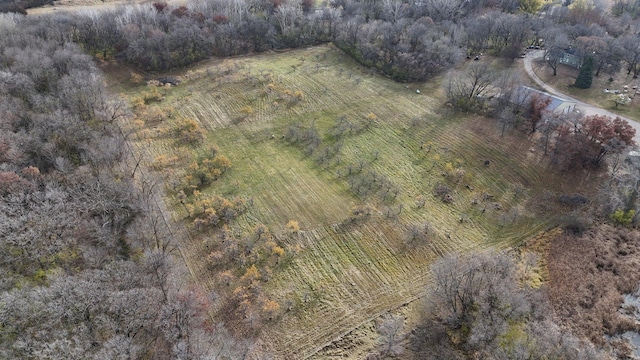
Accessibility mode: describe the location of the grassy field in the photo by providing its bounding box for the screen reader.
[26,0,188,16]
[112,45,601,359]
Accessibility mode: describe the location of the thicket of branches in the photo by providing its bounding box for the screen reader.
[410,251,604,359]
[0,14,255,359]
[548,225,640,358]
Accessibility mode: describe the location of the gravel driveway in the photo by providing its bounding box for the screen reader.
[523,50,640,144]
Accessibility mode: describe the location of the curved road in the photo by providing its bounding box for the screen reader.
[523,50,640,143]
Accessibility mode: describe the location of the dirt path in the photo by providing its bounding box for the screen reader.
[523,50,640,143]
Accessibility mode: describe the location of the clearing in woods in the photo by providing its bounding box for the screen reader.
[115,44,597,358]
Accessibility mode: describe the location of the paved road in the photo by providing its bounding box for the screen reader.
[523,50,640,143]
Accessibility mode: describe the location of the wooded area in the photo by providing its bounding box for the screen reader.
[6,0,632,79]
[0,14,257,359]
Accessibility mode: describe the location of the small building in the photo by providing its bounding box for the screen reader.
[512,86,577,114]
[559,52,582,69]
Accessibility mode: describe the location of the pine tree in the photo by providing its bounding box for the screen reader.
[574,56,594,89]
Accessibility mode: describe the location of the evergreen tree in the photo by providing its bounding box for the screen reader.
[574,56,594,89]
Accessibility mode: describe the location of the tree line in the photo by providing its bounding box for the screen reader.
[0,1,567,80]
[3,0,638,84]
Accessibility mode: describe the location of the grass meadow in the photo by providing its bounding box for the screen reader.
[110,44,601,358]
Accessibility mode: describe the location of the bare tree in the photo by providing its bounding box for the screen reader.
[382,0,408,23]
[273,2,303,37]
[539,111,567,154]
[420,0,467,22]
[619,33,640,78]
[0,21,254,360]
[446,62,499,112]
[428,252,530,349]
[376,314,405,357]
[542,25,571,76]
[412,251,605,358]
[403,222,431,248]
[574,35,620,77]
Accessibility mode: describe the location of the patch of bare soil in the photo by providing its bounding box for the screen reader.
[547,224,640,353]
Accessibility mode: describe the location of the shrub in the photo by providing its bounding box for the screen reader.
[142,87,164,103]
[559,194,590,208]
[0,171,31,195]
[433,185,453,203]
[610,209,635,226]
[174,118,205,145]
[239,105,254,118]
[346,205,375,224]
[181,153,231,195]
[185,195,245,229]
[285,220,300,233]
[151,154,178,170]
[560,212,592,235]
[262,300,280,320]
[130,72,144,85]
[20,166,40,179]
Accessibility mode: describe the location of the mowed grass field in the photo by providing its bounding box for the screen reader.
[115,45,595,359]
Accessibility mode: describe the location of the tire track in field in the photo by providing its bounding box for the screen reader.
[262,220,470,359]
[270,218,528,359]
[225,142,353,228]
[177,92,231,129]
[260,116,552,359]
[269,71,352,116]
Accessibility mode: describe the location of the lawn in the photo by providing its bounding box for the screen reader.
[530,57,640,122]
[113,45,601,359]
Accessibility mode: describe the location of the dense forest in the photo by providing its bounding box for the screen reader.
[2,0,640,358]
